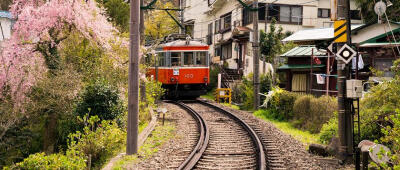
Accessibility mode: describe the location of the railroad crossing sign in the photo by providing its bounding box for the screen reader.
[334,20,347,43]
[336,44,356,64]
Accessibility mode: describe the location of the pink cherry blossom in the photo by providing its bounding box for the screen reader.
[0,0,127,135]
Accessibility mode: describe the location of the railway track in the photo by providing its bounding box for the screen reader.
[170,100,266,170]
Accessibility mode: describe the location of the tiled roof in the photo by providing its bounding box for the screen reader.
[0,11,13,19]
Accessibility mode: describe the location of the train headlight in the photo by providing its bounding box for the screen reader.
[170,77,175,82]
[204,77,208,82]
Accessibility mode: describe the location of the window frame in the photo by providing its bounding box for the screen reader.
[318,8,330,18]
[220,12,232,33]
[207,23,213,45]
[242,4,302,25]
[350,10,361,20]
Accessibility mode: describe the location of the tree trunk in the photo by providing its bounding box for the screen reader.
[43,113,58,153]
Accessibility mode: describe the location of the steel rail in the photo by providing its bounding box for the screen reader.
[196,100,267,170]
[170,101,209,170]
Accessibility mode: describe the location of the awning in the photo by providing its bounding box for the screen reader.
[280,45,326,57]
[278,64,325,70]
[359,42,400,47]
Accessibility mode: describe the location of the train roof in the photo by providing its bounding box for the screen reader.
[161,40,208,47]
[158,40,209,51]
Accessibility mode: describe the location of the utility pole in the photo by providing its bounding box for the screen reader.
[127,0,140,155]
[334,0,353,163]
[179,0,185,34]
[253,0,260,110]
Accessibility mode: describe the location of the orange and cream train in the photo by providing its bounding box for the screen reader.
[147,36,210,98]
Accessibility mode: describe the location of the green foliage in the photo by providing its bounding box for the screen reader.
[112,121,175,169]
[68,115,126,169]
[269,88,300,121]
[207,65,220,91]
[260,73,273,94]
[5,150,86,170]
[354,0,400,23]
[254,109,320,146]
[319,116,338,144]
[75,79,125,121]
[380,110,400,168]
[260,18,297,63]
[96,0,130,32]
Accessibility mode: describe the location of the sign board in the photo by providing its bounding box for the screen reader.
[336,44,356,64]
[334,20,347,43]
[173,68,179,75]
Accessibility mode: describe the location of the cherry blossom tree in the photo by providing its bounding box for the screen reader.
[0,0,124,140]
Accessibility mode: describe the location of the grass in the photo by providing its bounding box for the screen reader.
[112,121,175,170]
[222,103,240,110]
[254,109,320,147]
[201,90,215,101]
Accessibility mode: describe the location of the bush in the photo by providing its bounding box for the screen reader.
[6,150,86,170]
[319,116,338,144]
[68,115,126,169]
[207,65,220,91]
[269,88,299,121]
[75,79,125,121]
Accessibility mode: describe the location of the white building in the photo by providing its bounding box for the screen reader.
[0,10,13,42]
[182,0,362,76]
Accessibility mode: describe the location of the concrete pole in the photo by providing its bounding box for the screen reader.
[218,73,222,89]
[336,0,353,162]
[253,0,260,110]
[127,0,140,155]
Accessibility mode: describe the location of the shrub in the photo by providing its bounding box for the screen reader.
[6,150,86,170]
[68,115,126,169]
[269,88,299,121]
[75,79,125,121]
[292,95,314,129]
[207,65,220,91]
[319,116,338,144]
[260,73,273,94]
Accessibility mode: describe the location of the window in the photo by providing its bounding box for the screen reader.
[183,52,194,66]
[242,7,253,25]
[195,52,208,66]
[259,3,266,21]
[242,4,301,24]
[207,23,213,45]
[221,43,232,60]
[350,10,361,20]
[220,12,231,33]
[279,6,290,22]
[215,19,220,33]
[157,52,166,66]
[185,24,194,38]
[215,46,221,57]
[318,8,330,18]
[171,52,181,66]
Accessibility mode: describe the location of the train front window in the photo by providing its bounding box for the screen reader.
[171,52,181,67]
[195,51,207,67]
[157,52,166,67]
[184,52,194,66]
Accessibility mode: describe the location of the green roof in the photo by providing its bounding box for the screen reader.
[280,45,326,57]
[278,64,325,70]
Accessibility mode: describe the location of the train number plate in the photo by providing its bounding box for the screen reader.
[184,74,194,78]
[173,68,179,75]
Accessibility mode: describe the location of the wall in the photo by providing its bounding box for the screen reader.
[0,17,12,41]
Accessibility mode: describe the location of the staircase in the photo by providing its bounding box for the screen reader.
[219,66,242,88]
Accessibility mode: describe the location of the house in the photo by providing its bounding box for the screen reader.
[0,10,13,42]
[182,0,362,77]
[280,21,400,95]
